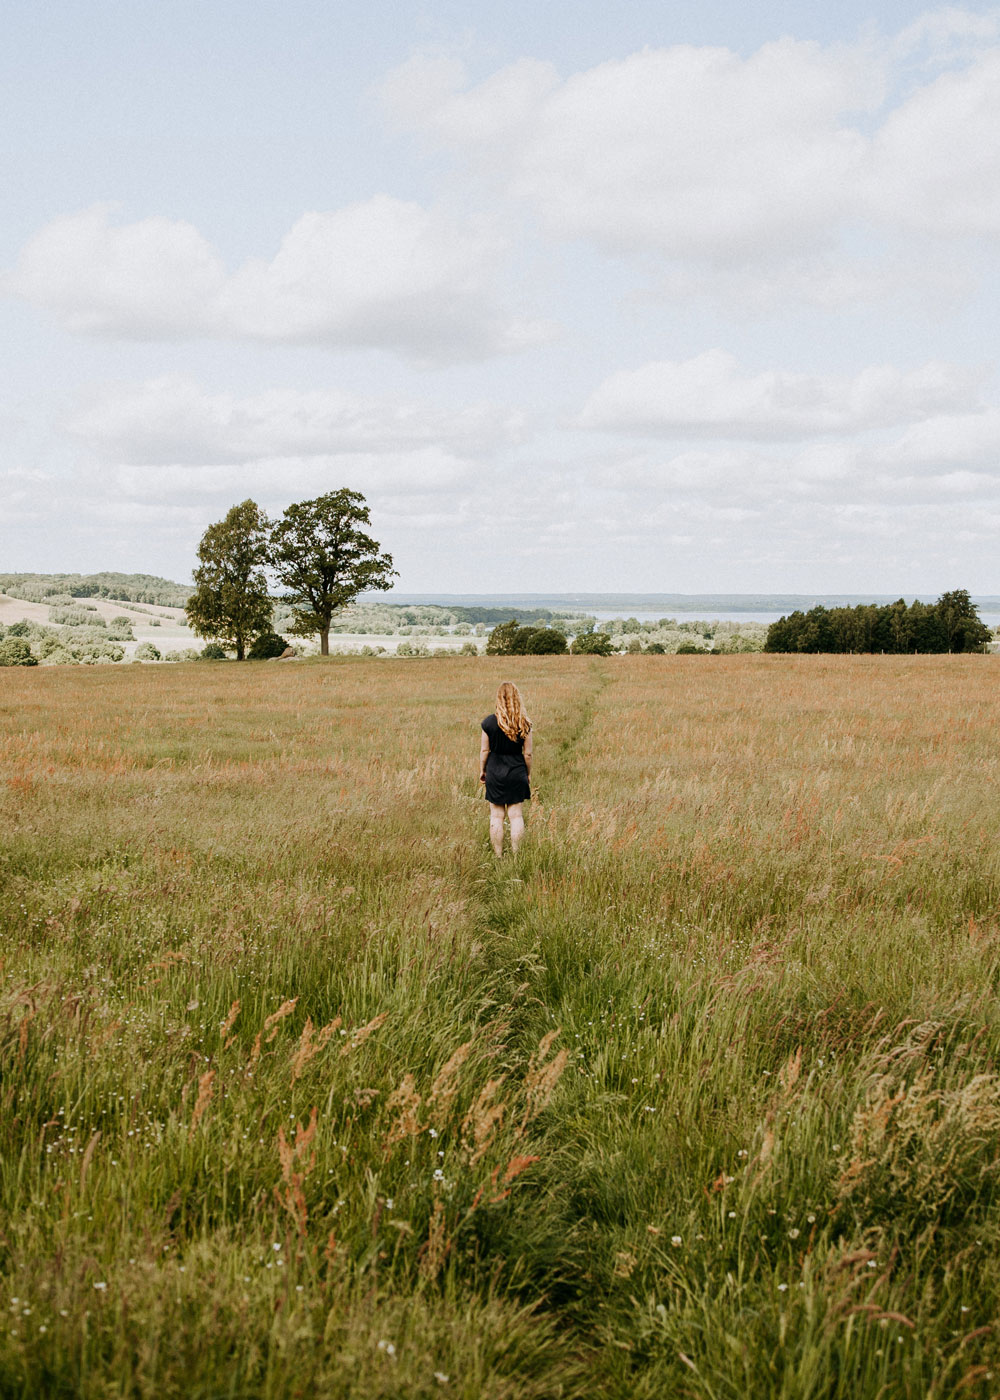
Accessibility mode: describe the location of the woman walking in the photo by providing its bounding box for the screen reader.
[479,682,532,856]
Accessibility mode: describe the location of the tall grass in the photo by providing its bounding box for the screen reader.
[2,654,1000,1397]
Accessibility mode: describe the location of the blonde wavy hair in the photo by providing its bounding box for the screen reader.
[495,682,531,741]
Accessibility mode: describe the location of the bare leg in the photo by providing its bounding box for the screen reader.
[489,802,506,857]
[508,803,525,854]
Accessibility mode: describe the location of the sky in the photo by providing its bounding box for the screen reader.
[2,0,1000,594]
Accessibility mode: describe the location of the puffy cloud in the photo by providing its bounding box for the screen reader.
[579,350,983,439]
[382,42,878,261]
[2,200,553,360]
[69,375,525,466]
[865,48,1000,237]
[380,20,1000,302]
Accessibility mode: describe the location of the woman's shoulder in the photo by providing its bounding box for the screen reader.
[481,713,497,732]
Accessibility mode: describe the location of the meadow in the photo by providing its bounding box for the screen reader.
[2,653,1000,1398]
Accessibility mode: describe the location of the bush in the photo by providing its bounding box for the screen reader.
[514,627,567,655]
[485,620,520,655]
[165,648,201,662]
[646,642,666,654]
[6,621,30,637]
[247,631,288,660]
[199,643,228,660]
[76,642,125,664]
[134,642,161,661]
[39,646,75,666]
[396,640,430,657]
[0,637,38,666]
[107,616,136,640]
[675,643,706,654]
[459,641,480,656]
[571,632,613,656]
[50,608,106,627]
[488,620,567,655]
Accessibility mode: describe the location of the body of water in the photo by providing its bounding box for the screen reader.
[590,609,775,625]
[589,609,1000,629]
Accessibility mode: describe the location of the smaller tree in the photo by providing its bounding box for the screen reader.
[269,490,396,656]
[0,638,38,666]
[185,500,272,661]
[570,631,613,656]
[511,627,567,655]
[486,619,521,656]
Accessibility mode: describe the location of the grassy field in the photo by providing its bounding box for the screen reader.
[2,654,1000,1398]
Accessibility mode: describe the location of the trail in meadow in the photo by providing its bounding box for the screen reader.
[462,659,614,991]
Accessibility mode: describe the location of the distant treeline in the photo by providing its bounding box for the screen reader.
[410,605,566,625]
[764,590,992,654]
[0,573,193,608]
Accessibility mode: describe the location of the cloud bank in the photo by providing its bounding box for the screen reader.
[3,199,553,361]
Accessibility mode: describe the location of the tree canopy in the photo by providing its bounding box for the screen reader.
[185,500,272,661]
[764,591,991,654]
[269,490,396,656]
[486,620,568,655]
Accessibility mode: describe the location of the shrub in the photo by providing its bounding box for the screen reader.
[199,643,228,660]
[39,646,75,666]
[107,616,136,640]
[165,648,201,662]
[396,640,430,657]
[6,621,30,637]
[571,632,613,656]
[515,627,567,655]
[76,642,125,664]
[646,642,666,654]
[247,631,288,660]
[50,608,106,627]
[0,637,38,666]
[675,643,706,654]
[459,641,480,656]
[134,642,161,661]
[485,619,520,655]
[490,621,567,655]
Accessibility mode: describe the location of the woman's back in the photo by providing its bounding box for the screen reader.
[482,713,524,757]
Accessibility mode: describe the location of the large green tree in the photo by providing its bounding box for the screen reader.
[269,490,396,655]
[185,500,272,661]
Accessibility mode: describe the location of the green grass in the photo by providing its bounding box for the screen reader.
[2,654,1000,1397]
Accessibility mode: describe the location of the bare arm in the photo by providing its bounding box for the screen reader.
[479,730,489,783]
[523,731,532,777]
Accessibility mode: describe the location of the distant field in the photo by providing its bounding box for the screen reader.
[2,655,1000,1398]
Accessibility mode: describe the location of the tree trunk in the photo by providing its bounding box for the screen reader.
[320,628,330,656]
[236,639,245,661]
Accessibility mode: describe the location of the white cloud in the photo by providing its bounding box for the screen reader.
[69,375,525,466]
[64,375,527,508]
[380,20,1000,306]
[3,206,225,338]
[3,200,554,360]
[865,49,1000,237]
[382,41,879,261]
[579,350,983,439]
[114,448,476,503]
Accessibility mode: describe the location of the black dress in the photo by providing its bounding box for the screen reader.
[482,714,531,805]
